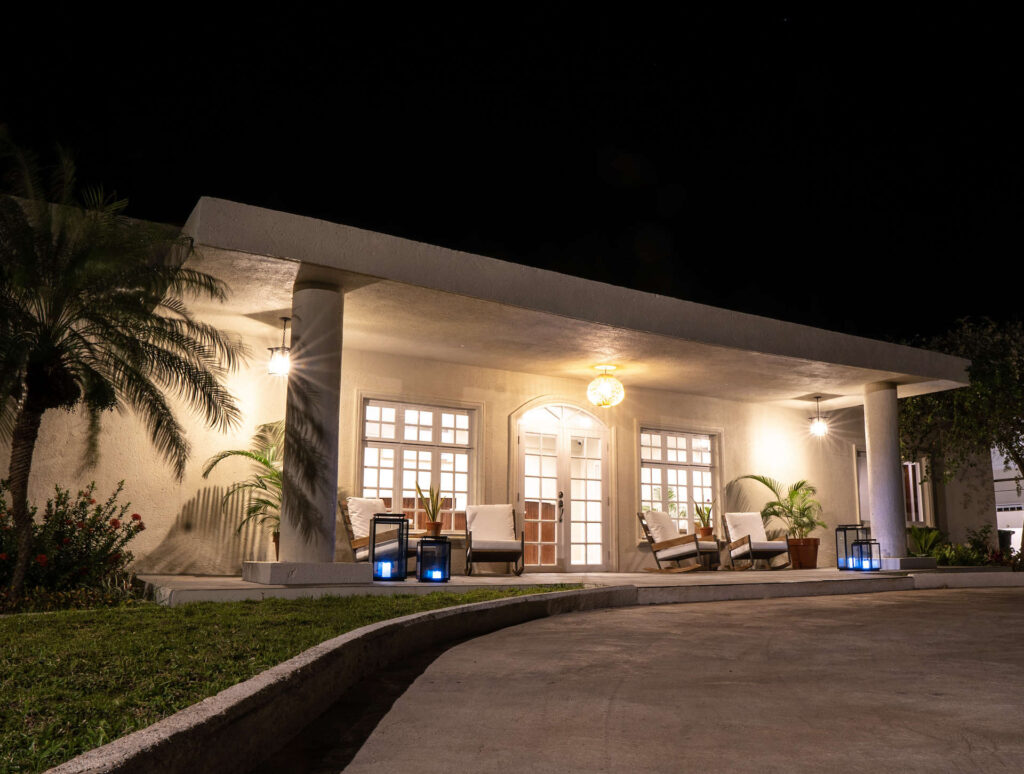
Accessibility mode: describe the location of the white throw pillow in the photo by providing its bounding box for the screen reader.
[644,511,680,544]
[347,497,385,538]
[466,505,515,541]
[724,512,768,543]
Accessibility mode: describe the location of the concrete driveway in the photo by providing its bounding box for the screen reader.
[340,588,1024,773]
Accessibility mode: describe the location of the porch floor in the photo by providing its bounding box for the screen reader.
[138,568,925,606]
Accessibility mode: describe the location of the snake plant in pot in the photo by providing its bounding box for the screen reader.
[740,475,827,569]
[415,482,444,536]
[694,502,715,538]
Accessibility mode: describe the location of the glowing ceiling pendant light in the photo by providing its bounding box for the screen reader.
[809,395,829,436]
[267,317,291,376]
[587,365,625,408]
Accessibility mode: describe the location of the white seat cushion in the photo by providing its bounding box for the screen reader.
[731,540,788,558]
[656,541,699,561]
[467,505,515,541]
[644,511,681,544]
[725,511,768,543]
[347,497,386,539]
[696,540,718,552]
[472,538,522,552]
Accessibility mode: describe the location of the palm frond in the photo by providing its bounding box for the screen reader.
[0,142,244,477]
[738,474,785,500]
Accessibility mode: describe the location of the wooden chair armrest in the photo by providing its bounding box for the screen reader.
[728,535,752,551]
[652,533,697,551]
[351,528,401,550]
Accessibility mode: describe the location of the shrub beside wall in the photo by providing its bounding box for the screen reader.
[0,481,145,612]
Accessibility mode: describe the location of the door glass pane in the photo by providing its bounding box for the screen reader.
[523,431,559,567]
[570,434,602,565]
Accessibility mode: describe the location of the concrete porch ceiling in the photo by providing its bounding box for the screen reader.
[183,198,968,411]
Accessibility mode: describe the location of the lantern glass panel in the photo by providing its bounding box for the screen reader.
[417,536,451,582]
[371,514,409,581]
[851,539,882,572]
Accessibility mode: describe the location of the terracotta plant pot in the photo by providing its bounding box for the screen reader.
[272,531,280,561]
[787,537,820,569]
[697,526,714,538]
[425,521,443,537]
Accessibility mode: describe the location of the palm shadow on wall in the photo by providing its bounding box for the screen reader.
[134,485,273,575]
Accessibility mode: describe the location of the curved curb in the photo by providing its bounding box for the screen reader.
[47,586,638,774]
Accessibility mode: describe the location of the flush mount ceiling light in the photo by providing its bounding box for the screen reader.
[809,395,829,436]
[587,365,625,408]
[267,316,291,376]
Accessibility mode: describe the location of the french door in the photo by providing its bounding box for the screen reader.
[517,404,609,571]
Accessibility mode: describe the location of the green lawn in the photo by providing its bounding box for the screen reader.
[1,587,577,772]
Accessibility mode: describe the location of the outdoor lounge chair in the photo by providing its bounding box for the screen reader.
[465,504,524,575]
[346,497,419,562]
[724,511,790,569]
[638,511,719,572]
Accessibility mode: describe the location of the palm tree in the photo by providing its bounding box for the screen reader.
[738,475,826,538]
[202,420,284,535]
[203,418,354,561]
[0,136,247,597]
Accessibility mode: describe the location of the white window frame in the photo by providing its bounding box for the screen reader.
[639,427,716,534]
[360,398,476,529]
[902,460,932,526]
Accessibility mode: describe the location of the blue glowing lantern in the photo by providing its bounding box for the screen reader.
[370,514,409,581]
[835,524,871,570]
[851,539,882,571]
[417,535,451,582]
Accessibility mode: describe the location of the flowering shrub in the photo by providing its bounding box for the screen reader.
[0,480,145,594]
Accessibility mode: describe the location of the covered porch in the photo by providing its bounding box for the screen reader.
[126,197,970,577]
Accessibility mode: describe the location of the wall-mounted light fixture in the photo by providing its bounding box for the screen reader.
[809,395,829,436]
[267,317,291,376]
[587,365,625,408]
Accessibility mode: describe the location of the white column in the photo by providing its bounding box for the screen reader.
[280,278,343,563]
[864,381,906,563]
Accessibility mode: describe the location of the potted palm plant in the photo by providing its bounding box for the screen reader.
[739,475,827,569]
[694,502,715,538]
[415,482,444,536]
[203,421,284,559]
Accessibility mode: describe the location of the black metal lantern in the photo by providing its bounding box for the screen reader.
[851,538,882,571]
[416,535,451,582]
[835,524,871,570]
[370,514,409,581]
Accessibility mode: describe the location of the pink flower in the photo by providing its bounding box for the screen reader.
[0,553,7,560]
[76,521,86,529]
[131,513,142,521]
[89,499,96,505]
[62,537,71,545]
[136,523,146,532]
[36,554,48,566]
[109,518,121,529]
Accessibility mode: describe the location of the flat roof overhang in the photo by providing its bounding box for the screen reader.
[183,197,968,410]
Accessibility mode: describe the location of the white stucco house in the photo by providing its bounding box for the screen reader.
[7,198,992,575]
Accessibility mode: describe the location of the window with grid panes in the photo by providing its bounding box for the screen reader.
[639,429,714,533]
[361,399,474,530]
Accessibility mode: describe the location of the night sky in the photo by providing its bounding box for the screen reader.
[2,8,1019,343]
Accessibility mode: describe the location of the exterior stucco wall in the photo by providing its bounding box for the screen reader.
[931,454,998,545]
[338,348,859,571]
[840,409,999,547]
[0,326,289,575]
[2,331,863,574]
